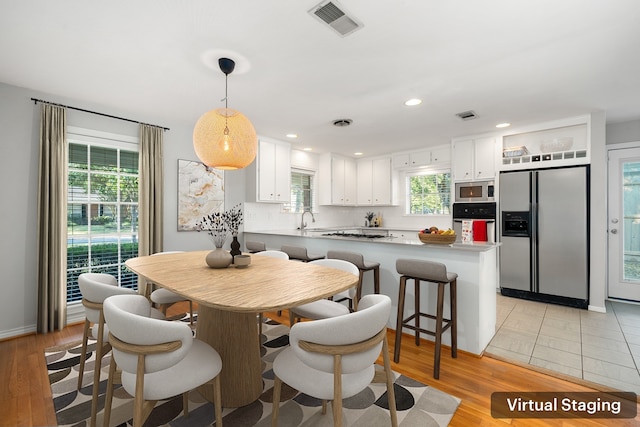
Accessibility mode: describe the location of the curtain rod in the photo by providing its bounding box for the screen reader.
[30,98,170,131]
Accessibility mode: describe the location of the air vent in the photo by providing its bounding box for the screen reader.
[309,1,363,37]
[332,118,353,127]
[456,110,478,121]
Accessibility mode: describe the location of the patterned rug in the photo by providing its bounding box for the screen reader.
[45,317,460,426]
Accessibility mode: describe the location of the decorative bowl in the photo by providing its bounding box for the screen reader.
[234,254,251,268]
[418,232,456,245]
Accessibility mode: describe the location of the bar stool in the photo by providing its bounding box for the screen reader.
[326,250,380,310]
[280,245,325,262]
[393,258,457,379]
[246,241,266,253]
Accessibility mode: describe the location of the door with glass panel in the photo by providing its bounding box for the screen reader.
[608,146,640,301]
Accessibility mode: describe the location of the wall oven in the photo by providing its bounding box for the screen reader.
[454,180,495,202]
[452,202,497,243]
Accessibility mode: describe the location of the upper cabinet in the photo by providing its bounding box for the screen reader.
[319,153,357,205]
[393,146,450,169]
[357,157,392,205]
[246,138,291,203]
[452,137,496,181]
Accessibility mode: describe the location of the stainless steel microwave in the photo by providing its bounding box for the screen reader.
[454,180,495,202]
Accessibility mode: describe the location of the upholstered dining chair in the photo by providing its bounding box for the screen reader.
[149,251,195,325]
[288,259,358,325]
[77,273,162,427]
[253,250,290,332]
[271,294,397,427]
[102,294,223,427]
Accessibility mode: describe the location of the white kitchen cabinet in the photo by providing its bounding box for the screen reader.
[357,157,392,205]
[255,139,291,202]
[393,150,430,168]
[452,137,495,181]
[319,153,357,205]
[430,146,451,164]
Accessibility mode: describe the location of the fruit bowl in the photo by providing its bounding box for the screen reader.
[418,232,456,245]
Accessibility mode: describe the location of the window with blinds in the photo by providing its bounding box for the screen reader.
[283,170,315,213]
[406,170,451,215]
[67,137,139,303]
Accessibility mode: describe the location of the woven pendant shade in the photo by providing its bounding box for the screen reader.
[193,107,257,170]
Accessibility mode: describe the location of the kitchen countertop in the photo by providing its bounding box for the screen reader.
[244,228,499,252]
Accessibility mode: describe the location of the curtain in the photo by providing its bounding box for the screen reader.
[138,124,164,293]
[37,104,68,333]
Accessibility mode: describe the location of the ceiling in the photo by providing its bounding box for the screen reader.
[2,0,640,158]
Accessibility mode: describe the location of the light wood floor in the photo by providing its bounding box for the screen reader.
[1,302,638,427]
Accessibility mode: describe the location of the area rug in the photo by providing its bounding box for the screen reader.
[45,318,460,426]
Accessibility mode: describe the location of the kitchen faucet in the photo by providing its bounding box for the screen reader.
[301,209,315,231]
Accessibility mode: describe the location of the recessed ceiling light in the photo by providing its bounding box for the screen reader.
[286,133,298,138]
[303,147,313,151]
[354,152,363,156]
[496,122,511,128]
[404,98,422,106]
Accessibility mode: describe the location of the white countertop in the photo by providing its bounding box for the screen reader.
[244,228,499,252]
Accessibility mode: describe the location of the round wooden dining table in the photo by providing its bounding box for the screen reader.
[125,250,358,407]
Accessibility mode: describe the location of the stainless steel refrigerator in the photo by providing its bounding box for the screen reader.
[499,166,589,308]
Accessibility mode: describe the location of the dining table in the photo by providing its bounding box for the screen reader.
[125,250,359,407]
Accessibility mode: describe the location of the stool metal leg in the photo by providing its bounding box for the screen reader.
[393,276,407,363]
[433,282,445,379]
[451,279,457,358]
[414,278,421,346]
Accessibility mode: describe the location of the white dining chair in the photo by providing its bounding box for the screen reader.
[254,250,290,333]
[271,294,397,427]
[102,294,223,427]
[77,273,163,427]
[288,259,358,325]
[149,251,195,325]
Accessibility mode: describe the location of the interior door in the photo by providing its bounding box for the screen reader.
[608,146,640,301]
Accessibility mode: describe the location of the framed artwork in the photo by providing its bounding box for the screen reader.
[177,159,224,231]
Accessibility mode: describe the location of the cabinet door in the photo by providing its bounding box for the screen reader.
[393,154,410,168]
[331,156,346,204]
[344,158,357,204]
[258,140,277,201]
[453,139,474,181]
[431,147,451,164]
[474,137,495,179]
[372,158,391,204]
[274,143,291,201]
[409,150,430,167]
[357,159,373,205]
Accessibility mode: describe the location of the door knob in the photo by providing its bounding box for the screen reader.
[611,218,619,224]
[611,229,618,234]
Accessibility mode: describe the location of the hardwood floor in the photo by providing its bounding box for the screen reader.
[1,302,638,427]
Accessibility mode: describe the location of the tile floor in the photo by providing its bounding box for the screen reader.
[486,294,640,394]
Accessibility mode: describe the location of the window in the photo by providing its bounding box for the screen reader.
[406,170,451,215]
[66,133,139,303]
[283,170,315,213]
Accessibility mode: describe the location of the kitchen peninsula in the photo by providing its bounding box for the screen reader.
[244,228,498,355]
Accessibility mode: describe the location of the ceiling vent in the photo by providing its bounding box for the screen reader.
[309,1,363,37]
[456,110,478,121]
[332,118,353,127]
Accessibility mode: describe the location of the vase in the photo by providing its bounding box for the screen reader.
[206,247,233,269]
[230,234,241,262]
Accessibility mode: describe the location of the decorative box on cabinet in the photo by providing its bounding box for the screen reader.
[319,153,357,205]
[357,157,392,205]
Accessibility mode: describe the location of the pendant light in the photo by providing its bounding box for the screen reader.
[193,58,257,170]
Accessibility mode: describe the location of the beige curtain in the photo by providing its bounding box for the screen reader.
[37,104,68,333]
[138,124,164,293]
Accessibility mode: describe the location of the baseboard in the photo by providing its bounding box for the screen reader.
[0,324,36,341]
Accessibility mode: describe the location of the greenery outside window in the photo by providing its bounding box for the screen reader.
[406,170,451,215]
[283,169,315,213]
[67,136,139,303]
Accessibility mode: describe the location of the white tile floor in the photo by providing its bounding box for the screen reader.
[486,294,640,394]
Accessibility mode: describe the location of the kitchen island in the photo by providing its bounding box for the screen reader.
[244,228,498,355]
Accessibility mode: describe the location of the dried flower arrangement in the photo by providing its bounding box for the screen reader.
[196,203,243,248]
